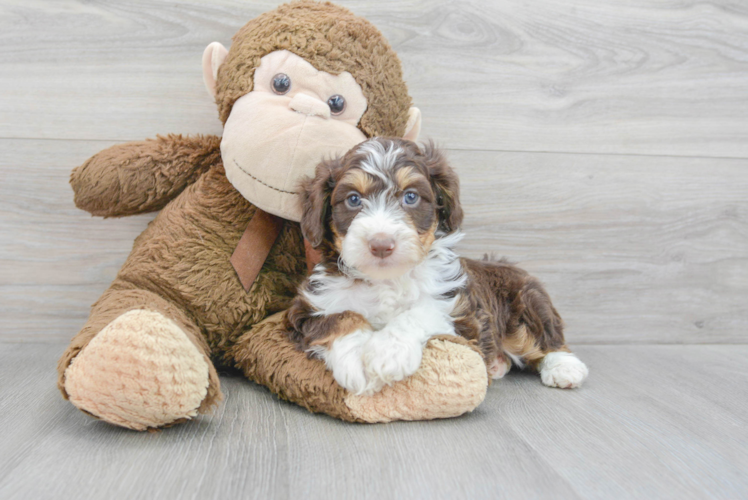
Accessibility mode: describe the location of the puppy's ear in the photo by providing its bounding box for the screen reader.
[422,141,463,233]
[300,157,340,247]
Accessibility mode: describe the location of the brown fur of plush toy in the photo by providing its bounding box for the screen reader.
[57,1,488,430]
[215,1,412,137]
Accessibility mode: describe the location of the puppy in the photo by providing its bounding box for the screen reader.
[285,138,588,395]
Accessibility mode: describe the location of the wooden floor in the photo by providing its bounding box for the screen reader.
[1,0,747,498]
[1,343,747,499]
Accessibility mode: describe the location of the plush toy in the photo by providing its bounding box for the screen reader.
[57,1,488,430]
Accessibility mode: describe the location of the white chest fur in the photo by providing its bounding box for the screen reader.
[303,233,467,331]
[304,272,447,329]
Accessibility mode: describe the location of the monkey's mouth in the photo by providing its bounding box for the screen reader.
[232,158,298,196]
[219,91,367,221]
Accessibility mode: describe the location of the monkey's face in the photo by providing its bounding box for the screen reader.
[220,50,368,221]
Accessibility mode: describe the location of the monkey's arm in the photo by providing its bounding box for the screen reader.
[71,134,221,217]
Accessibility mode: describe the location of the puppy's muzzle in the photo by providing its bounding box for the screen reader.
[368,233,395,259]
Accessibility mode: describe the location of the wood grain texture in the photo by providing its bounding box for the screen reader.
[450,149,748,344]
[2,139,745,343]
[1,342,746,499]
[1,0,748,157]
[0,139,155,341]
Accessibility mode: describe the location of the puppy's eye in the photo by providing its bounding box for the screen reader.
[346,193,362,208]
[327,95,346,115]
[403,191,420,206]
[272,73,291,95]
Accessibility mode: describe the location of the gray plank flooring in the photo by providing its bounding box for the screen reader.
[3,0,748,157]
[1,343,746,500]
[1,0,747,498]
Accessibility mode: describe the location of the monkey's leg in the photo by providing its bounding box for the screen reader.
[58,286,221,430]
[230,312,488,423]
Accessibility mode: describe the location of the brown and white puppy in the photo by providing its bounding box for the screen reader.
[286,138,588,395]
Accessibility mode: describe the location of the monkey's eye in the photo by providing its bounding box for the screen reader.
[403,191,420,206]
[346,192,362,208]
[272,73,291,95]
[327,95,346,115]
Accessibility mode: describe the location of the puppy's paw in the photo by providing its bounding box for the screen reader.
[488,355,511,380]
[539,352,589,389]
[316,329,372,395]
[332,359,369,395]
[363,333,423,390]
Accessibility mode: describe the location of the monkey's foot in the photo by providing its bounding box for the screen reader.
[343,335,488,422]
[64,310,211,431]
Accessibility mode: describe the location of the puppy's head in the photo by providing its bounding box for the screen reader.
[300,137,463,280]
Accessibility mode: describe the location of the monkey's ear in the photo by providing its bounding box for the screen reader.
[300,158,340,248]
[202,42,229,99]
[422,142,464,233]
[403,107,422,142]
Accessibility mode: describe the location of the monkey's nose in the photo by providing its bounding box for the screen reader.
[289,93,331,119]
[369,235,396,259]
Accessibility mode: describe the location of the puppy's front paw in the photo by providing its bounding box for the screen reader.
[332,359,369,395]
[317,330,372,395]
[539,352,589,389]
[363,333,423,390]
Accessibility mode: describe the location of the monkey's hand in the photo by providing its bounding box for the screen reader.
[71,134,221,217]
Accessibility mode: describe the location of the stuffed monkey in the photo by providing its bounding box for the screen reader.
[57,1,488,430]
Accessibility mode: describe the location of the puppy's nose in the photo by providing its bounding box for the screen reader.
[369,234,395,259]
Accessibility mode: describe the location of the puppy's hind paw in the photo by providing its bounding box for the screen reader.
[539,352,589,389]
[488,355,511,380]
